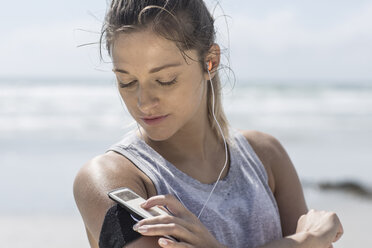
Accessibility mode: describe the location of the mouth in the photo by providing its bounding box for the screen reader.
[140,114,169,126]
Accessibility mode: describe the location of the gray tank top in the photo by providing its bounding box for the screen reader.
[107,127,282,248]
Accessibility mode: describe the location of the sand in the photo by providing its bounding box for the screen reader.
[0,214,89,248]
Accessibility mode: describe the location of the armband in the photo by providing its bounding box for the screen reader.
[99,204,142,248]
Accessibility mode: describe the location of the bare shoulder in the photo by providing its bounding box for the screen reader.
[238,129,308,236]
[73,151,154,244]
[238,129,284,193]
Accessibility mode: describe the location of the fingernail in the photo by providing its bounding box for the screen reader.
[137,225,148,233]
[140,201,147,207]
[159,238,168,246]
[132,223,139,231]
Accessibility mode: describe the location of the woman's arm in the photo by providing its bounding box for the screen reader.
[242,130,343,248]
[73,151,221,248]
[85,227,99,248]
[258,232,311,248]
[73,151,156,247]
[258,209,343,248]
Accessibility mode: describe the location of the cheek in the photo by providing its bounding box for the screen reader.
[118,90,137,114]
[172,81,205,114]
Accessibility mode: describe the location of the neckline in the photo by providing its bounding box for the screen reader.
[133,131,236,189]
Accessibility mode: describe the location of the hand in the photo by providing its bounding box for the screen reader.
[296,209,344,248]
[132,194,227,248]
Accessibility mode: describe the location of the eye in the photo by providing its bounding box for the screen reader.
[157,78,177,86]
[117,78,177,89]
[118,80,136,88]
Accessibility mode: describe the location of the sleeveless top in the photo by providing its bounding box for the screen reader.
[106,127,283,248]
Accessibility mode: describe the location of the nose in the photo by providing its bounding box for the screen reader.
[136,84,159,112]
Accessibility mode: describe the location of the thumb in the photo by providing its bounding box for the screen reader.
[142,194,189,217]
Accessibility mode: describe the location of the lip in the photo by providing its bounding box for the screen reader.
[141,115,169,126]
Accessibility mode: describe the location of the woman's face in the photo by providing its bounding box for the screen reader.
[111,30,208,141]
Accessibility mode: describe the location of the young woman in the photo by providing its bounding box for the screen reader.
[73,1,343,247]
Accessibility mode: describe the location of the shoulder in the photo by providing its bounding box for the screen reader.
[73,151,151,243]
[238,129,283,156]
[237,129,284,193]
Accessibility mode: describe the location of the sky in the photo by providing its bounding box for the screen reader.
[1,0,372,81]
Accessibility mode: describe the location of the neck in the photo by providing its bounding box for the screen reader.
[137,107,230,184]
[147,119,220,164]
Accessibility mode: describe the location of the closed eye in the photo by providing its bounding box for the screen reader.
[118,80,136,88]
[118,78,177,88]
[157,78,177,86]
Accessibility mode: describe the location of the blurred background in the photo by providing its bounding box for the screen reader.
[1,0,371,247]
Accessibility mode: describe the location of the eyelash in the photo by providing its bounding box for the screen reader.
[118,78,178,88]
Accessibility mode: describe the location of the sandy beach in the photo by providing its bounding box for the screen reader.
[0,214,89,248]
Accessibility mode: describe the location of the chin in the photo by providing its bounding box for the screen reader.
[140,125,176,142]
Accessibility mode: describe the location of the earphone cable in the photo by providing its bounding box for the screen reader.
[136,66,228,220]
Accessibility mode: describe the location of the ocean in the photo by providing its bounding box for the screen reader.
[1,77,371,247]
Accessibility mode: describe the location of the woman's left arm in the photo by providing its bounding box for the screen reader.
[241,130,308,236]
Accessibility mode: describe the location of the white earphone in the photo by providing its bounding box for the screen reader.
[137,59,229,219]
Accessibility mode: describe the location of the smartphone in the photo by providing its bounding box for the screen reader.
[108,187,179,242]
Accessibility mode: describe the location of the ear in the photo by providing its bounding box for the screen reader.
[204,43,221,81]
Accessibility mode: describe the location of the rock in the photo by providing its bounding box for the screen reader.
[318,180,372,199]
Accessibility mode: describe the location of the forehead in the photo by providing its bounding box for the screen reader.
[111,30,198,68]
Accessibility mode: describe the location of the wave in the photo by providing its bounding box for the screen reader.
[2,79,372,132]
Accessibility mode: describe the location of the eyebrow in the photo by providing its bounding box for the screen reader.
[114,62,182,74]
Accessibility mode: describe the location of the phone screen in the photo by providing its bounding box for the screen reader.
[115,190,139,201]
[109,188,167,219]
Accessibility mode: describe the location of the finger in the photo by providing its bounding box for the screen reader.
[134,223,195,244]
[143,194,192,218]
[158,238,193,248]
[136,214,196,233]
[159,205,172,215]
[332,218,344,242]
